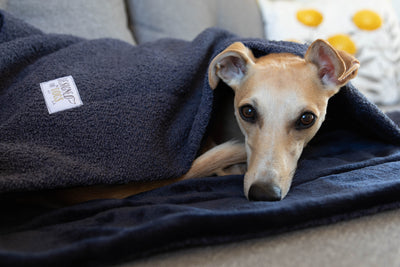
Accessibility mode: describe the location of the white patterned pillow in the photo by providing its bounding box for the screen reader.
[258,0,400,105]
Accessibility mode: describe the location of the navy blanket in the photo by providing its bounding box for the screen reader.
[1,11,400,267]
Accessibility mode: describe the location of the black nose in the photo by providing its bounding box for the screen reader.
[248,182,282,201]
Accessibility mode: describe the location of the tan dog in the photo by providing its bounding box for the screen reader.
[181,39,359,201]
[31,39,359,205]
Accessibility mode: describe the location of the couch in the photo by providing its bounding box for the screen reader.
[0,1,399,266]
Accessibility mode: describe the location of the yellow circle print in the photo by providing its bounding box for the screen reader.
[296,9,323,27]
[353,10,382,31]
[327,34,357,55]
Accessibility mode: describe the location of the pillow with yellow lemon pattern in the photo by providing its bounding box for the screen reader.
[258,0,400,105]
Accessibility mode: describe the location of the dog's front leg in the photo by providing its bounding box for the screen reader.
[182,141,247,179]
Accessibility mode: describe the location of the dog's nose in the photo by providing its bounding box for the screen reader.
[248,182,282,201]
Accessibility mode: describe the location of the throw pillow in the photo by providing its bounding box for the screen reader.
[258,0,400,105]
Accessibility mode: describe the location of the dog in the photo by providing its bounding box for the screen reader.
[181,39,360,201]
[29,39,359,205]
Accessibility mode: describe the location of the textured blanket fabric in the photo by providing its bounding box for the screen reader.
[1,10,400,267]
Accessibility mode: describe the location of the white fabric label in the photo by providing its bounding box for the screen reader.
[40,75,83,114]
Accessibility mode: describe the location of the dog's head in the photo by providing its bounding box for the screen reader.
[208,40,359,201]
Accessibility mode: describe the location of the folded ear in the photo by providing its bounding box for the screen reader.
[208,42,256,90]
[305,39,360,90]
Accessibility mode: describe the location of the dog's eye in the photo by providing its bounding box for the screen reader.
[239,105,257,122]
[296,112,316,129]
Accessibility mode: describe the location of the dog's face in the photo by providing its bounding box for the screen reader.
[209,40,359,201]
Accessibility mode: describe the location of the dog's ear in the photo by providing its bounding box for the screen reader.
[305,39,360,90]
[208,42,255,90]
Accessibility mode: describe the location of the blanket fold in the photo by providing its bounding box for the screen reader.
[0,10,400,267]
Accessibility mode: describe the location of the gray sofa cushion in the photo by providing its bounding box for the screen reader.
[217,0,265,39]
[0,0,135,44]
[128,0,264,44]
